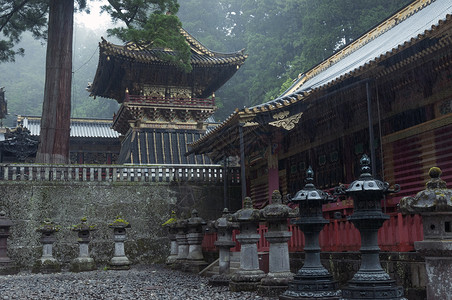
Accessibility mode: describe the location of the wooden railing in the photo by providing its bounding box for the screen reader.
[0,164,240,184]
[202,213,423,253]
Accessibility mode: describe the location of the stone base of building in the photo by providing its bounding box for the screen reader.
[32,258,61,274]
[209,274,232,286]
[108,256,131,270]
[0,260,19,275]
[70,257,96,272]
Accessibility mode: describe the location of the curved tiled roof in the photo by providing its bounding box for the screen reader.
[255,0,452,112]
[189,0,452,151]
[99,28,247,67]
[18,116,119,139]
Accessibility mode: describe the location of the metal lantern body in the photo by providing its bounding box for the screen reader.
[339,155,405,300]
[280,167,340,300]
[229,197,265,292]
[399,167,452,299]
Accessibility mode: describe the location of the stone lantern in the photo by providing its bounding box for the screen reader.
[229,196,265,292]
[70,217,96,272]
[280,167,340,300]
[162,211,178,265]
[0,211,18,275]
[174,217,189,268]
[166,222,179,265]
[33,218,61,273]
[108,216,131,270]
[258,190,295,297]
[399,167,452,299]
[337,155,405,299]
[209,208,239,286]
[185,209,208,272]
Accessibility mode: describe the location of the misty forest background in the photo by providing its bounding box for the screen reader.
[0,0,411,127]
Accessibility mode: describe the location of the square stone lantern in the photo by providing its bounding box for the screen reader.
[399,167,452,299]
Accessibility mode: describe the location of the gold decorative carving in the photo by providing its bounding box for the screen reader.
[142,86,165,98]
[170,87,192,99]
[272,111,290,120]
[269,112,303,130]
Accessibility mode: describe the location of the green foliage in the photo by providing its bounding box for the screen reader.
[108,14,191,72]
[0,0,48,62]
[178,0,412,121]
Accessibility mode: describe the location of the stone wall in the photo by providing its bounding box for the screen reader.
[0,181,241,270]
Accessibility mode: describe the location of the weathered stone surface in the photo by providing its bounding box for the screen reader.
[0,181,237,270]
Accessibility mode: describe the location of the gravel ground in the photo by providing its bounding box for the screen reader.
[0,265,277,300]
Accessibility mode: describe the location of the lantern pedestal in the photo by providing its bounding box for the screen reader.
[337,155,405,300]
[108,217,131,270]
[280,168,340,300]
[33,219,61,274]
[209,208,238,286]
[229,197,265,292]
[258,191,295,297]
[184,210,208,273]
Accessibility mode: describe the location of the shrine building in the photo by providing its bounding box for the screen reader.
[88,29,247,165]
[187,0,452,212]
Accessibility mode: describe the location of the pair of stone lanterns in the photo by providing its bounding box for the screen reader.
[169,209,208,273]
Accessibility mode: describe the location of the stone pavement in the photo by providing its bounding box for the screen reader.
[0,265,277,300]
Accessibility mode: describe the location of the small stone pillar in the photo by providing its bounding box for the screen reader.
[108,216,131,270]
[399,167,452,300]
[166,223,179,265]
[184,209,208,272]
[229,197,265,292]
[0,211,18,275]
[174,218,189,268]
[162,211,178,265]
[209,208,239,286]
[258,190,294,297]
[33,218,61,274]
[70,217,96,272]
[280,167,340,300]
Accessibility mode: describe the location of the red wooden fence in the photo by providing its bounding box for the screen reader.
[202,213,423,253]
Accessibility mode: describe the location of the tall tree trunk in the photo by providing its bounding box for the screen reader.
[35,0,73,164]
